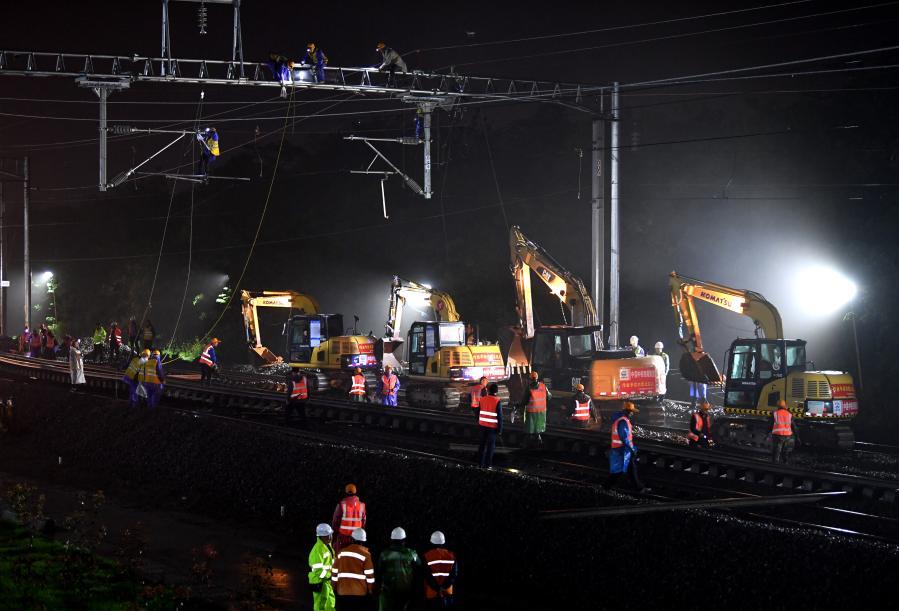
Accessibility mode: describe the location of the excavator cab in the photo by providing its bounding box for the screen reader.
[286,314,378,370]
[723,338,805,408]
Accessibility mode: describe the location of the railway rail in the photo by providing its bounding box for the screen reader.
[1,353,897,506]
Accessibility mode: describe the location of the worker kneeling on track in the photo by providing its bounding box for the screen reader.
[688,401,713,447]
[519,371,550,448]
[570,383,598,429]
[604,402,649,493]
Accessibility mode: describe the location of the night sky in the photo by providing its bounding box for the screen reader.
[2,1,898,432]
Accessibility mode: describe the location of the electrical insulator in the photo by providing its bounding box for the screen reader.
[197,2,208,35]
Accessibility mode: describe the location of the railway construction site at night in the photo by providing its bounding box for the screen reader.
[1,1,898,609]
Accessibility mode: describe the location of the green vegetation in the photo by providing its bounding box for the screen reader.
[169,337,207,362]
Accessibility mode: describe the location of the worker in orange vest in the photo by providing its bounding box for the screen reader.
[422,531,458,609]
[688,401,712,447]
[331,483,367,552]
[349,367,368,403]
[477,383,504,468]
[519,371,551,448]
[771,399,795,463]
[377,365,400,406]
[286,369,309,427]
[331,527,375,608]
[569,383,597,429]
[469,376,488,418]
[604,402,648,492]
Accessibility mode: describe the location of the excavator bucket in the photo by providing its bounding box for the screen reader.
[679,351,723,385]
[252,345,283,365]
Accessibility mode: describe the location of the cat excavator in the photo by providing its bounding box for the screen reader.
[382,277,508,410]
[669,272,857,449]
[506,226,667,423]
[240,290,378,393]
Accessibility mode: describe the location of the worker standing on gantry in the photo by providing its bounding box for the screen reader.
[569,383,597,429]
[376,42,407,83]
[519,371,550,448]
[688,401,712,447]
[198,127,220,177]
[303,42,328,83]
[268,52,295,97]
[378,364,401,407]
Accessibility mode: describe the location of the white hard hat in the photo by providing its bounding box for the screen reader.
[351,527,367,542]
[654,341,664,350]
[316,523,333,537]
[430,531,446,545]
[390,527,406,541]
[629,335,639,346]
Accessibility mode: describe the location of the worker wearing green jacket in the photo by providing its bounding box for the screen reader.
[91,322,107,362]
[379,527,421,611]
[309,523,336,611]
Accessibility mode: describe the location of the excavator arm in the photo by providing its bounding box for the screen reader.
[668,271,784,384]
[240,290,320,363]
[509,226,598,339]
[385,276,460,340]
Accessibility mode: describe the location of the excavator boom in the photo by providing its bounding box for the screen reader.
[240,290,319,363]
[385,276,460,341]
[668,272,784,384]
[509,226,598,339]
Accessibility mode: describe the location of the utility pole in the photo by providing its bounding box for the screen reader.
[0,181,5,336]
[77,78,130,191]
[421,102,434,200]
[23,155,30,332]
[590,115,604,338]
[608,82,620,347]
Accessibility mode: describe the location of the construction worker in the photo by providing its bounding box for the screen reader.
[303,42,328,82]
[309,523,337,611]
[29,325,42,358]
[91,322,106,362]
[332,484,366,552]
[268,52,294,97]
[135,348,162,408]
[127,317,139,354]
[108,322,123,363]
[629,335,645,357]
[331,527,375,609]
[376,42,407,85]
[570,383,597,429]
[286,369,309,427]
[605,402,648,492]
[469,376,488,417]
[148,350,165,408]
[378,365,400,406]
[349,368,368,402]
[422,531,458,610]
[519,371,550,448]
[198,127,220,176]
[142,319,156,350]
[689,380,708,410]
[688,401,712,447]
[42,326,56,359]
[69,338,86,390]
[477,382,503,468]
[654,341,669,375]
[122,349,150,407]
[378,527,421,611]
[198,338,220,386]
[772,399,795,463]
[18,325,31,355]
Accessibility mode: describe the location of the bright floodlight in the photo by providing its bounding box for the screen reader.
[795,266,857,315]
[41,271,54,282]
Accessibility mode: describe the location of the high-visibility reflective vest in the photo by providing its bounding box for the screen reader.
[478,395,500,429]
[381,374,398,396]
[142,326,154,341]
[122,357,142,382]
[206,134,220,157]
[526,383,547,413]
[110,328,122,346]
[137,360,162,385]
[610,415,632,448]
[688,411,709,441]
[331,543,375,596]
[199,344,216,367]
[338,497,366,536]
[45,334,56,349]
[290,376,308,401]
[772,408,793,436]
[30,333,41,349]
[350,374,366,396]
[470,384,484,408]
[423,548,456,599]
[572,398,591,421]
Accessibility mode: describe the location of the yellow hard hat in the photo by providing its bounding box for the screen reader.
[152,349,161,356]
[575,383,585,391]
[376,42,386,51]
[529,371,539,380]
[141,349,151,357]
[623,401,639,413]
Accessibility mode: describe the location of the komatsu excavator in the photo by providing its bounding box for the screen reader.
[240,290,378,393]
[507,226,667,422]
[382,277,507,410]
[669,272,857,449]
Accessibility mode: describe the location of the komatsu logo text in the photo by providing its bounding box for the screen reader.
[699,290,735,309]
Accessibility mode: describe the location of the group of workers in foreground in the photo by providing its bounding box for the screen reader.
[309,483,457,610]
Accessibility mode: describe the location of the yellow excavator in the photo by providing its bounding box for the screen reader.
[507,226,667,422]
[382,277,508,410]
[240,290,379,392]
[669,272,857,449]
